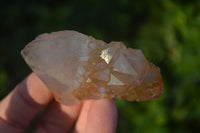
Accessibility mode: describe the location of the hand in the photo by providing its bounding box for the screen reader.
[0,73,118,133]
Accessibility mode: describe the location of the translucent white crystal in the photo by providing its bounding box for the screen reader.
[21,30,163,105]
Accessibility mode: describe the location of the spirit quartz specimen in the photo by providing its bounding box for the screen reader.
[21,30,163,105]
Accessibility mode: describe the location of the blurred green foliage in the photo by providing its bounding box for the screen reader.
[1,0,200,132]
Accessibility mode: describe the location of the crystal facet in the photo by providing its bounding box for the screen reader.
[21,30,163,105]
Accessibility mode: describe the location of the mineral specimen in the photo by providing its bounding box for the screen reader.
[21,30,163,105]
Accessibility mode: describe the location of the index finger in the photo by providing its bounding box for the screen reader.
[0,73,53,132]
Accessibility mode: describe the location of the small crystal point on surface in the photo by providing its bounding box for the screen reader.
[21,30,163,105]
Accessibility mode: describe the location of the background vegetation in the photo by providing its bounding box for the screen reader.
[1,0,200,132]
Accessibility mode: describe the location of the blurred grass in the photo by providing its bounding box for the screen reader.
[0,0,200,132]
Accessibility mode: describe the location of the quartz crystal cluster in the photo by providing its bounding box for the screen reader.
[21,30,163,105]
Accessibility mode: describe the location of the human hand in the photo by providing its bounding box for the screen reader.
[0,73,118,133]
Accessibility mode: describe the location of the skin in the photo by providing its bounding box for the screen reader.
[0,73,118,133]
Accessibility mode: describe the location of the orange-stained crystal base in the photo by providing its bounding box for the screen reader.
[21,30,163,105]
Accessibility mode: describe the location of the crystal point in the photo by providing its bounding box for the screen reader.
[21,30,163,105]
